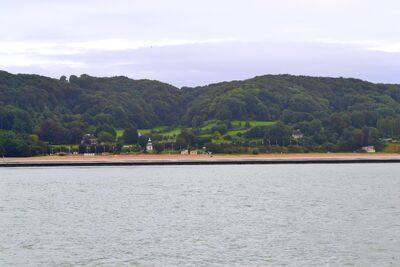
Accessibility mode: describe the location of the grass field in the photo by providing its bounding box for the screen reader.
[231,120,276,127]
[138,129,152,135]
[118,127,181,141]
[199,121,217,131]
[200,120,275,131]
[160,128,181,136]
[118,121,274,142]
[225,129,248,136]
[116,129,124,138]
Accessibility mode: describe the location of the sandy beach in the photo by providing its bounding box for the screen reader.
[1,153,400,166]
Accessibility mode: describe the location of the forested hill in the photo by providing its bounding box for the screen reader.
[182,74,400,126]
[0,71,184,131]
[2,70,400,156]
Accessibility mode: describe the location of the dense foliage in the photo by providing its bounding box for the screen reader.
[1,71,400,156]
[182,75,400,125]
[0,71,183,130]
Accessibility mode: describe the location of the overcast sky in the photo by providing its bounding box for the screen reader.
[1,0,400,87]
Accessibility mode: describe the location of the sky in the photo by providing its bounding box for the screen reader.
[1,0,400,87]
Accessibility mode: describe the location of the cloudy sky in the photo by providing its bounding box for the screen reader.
[1,0,400,87]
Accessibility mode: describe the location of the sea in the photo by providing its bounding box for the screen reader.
[0,164,399,266]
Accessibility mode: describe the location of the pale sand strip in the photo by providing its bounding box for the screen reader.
[1,153,400,165]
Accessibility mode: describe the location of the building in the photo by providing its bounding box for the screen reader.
[146,138,153,152]
[292,129,304,140]
[362,146,375,153]
[190,150,198,155]
[181,149,189,155]
[81,134,98,146]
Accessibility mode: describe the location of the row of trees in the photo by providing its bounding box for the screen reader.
[0,131,46,157]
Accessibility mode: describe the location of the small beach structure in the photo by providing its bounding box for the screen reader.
[146,138,153,152]
[362,146,375,153]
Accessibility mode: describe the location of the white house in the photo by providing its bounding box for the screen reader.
[146,138,153,152]
[292,129,304,140]
[362,146,375,153]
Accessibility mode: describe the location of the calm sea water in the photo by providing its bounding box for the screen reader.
[0,164,399,266]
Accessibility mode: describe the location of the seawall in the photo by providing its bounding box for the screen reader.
[1,154,400,167]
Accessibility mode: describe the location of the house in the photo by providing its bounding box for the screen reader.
[181,149,189,155]
[292,129,304,140]
[190,150,198,155]
[146,138,153,152]
[81,134,98,146]
[362,146,375,153]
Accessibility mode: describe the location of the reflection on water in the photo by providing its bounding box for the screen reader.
[0,164,399,266]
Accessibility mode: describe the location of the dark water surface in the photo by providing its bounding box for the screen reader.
[0,164,399,266]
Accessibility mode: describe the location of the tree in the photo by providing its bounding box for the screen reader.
[97,131,114,143]
[177,128,196,146]
[122,127,138,144]
[175,136,187,149]
[38,120,67,144]
[264,122,291,146]
[351,129,364,149]
[153,142,165,153]
[68,128,84,144]
[138,135,149,148]
[95,125,116,139]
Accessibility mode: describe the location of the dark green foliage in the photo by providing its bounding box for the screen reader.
[264,122,291,146]
[182,75,400,129]
[95,125,116,139]
[2,71,400,154]
[97,131,114,143]
[210,122,228,134]
[0,105,33,133]
[122,126,139,144]
[0,71,184,132]
[69,128,84,144]
[0,130,46,157]
[153,142,165,153]
[39,120,68,144]
[177,129,196,147]
[138,135,149,148]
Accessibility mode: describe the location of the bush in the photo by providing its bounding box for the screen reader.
[251,148,260,155]
[122,127,138,144]
[287,145,305,153]
[153,142,165,153]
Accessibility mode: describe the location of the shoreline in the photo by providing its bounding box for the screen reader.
[1,153,400,167]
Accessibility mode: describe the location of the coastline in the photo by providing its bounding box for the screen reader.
[1,153,400,167]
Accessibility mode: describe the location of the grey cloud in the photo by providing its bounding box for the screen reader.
[1,0,400,85]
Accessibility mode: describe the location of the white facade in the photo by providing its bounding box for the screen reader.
[146,138,153,152]
[292,129,304,140]
[362,146,375,153]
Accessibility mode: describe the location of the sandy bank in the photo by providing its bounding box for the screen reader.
[1,153,400,167]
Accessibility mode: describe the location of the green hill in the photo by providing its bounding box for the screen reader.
[1,71,400,156]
